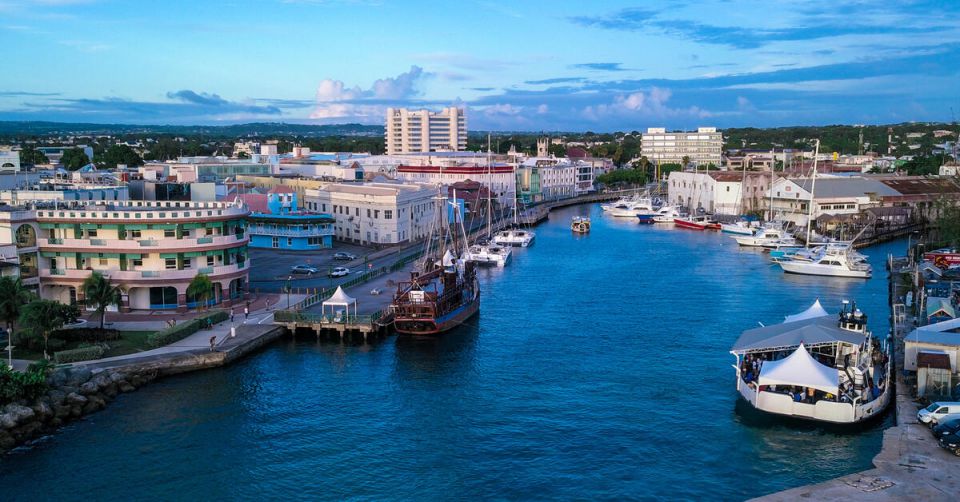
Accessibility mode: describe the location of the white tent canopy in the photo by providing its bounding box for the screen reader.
[322,286,357,318]
[758,344,839,395]
[784,299,830,324]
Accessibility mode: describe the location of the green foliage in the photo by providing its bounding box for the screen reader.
[902,154,950,176]
[82,271,121,329]
[935,199,960,247]
[146,310,227,348]
[55,327,121,343]
[0,276,34,331]
[236,151,250,159]
[547,143,566,157]
[97,144,144,169]
[596,168,647,186]
[60,147,90,170]
[17,299,76,358]
[17,147,49,166]
[187,273,214,310]
[0,360,51,406]
[52,344,107,364]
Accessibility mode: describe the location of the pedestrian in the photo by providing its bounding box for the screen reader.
[209,335,216,352]
[244,306,249,319]
[231,310,235,323]
[230,326,236,338]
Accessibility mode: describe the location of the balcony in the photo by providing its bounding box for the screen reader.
[40,262,249,282]
[249,226,333,238]
[39,234,249,252]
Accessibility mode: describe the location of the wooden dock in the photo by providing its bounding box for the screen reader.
[274,309,394,341]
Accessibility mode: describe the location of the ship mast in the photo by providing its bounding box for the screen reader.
[804,139,821,247]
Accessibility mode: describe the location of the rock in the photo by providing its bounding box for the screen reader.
[65,367,92,386]
[31,401,52,420]
[59,385,79,396]
[65,392,87,406]
[102,383,118,399]
[49,369,68,387]
[93,374,112,390]
[118,381,135,393]
[0,431,15,450]
[82,395,106,414]
[3,405,34,425]
[53,404,71,418]
[47,390,66,406]
[79,381,99,395]
[109,372,127,383]
[0,413,16,429]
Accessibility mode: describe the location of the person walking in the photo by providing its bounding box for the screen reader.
[209,335,216,352]
[231,310,235,323]
[244,306,249,320]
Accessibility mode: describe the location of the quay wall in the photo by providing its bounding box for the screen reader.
[0,324,285,454]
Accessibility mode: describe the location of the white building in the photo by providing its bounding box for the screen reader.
[641,127,723,167]
[523,158,577,200]
[395,163,516,207]
[303,182,437,244]
[668,171,776,214]
[767,176,900,226]
[1,150,21,173]
[385,107,467,154]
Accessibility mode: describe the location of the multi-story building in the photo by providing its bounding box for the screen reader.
[242,186,334,250]
[767,177,900,226]
[641,127,723,167]
[1,150,20,173]
[518,157,578,202]
[34,200,250,312]
[36,145,95,165]
[385,107,466,154]
[303,182,437,244]
[396,163,516,207]
[0,207,40,290]
[668,171,775,215]
[0,182,128,205]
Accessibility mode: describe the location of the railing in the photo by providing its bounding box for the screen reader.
[90,239,107,246]
[197,237,213,244]
[274,309,384,326]
[48,238,64,245]
[41,263,248,281]
[250,227,333,238]
[50,268,66,276]
[139,240,159,247]
[39,234,247,250]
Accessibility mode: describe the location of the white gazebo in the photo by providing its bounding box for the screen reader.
[758,343,839,395]
[322,286,357,319]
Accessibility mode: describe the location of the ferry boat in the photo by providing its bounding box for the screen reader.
[571,216,591,233]
[776,245,872,278]
[674,215,721,230]
[730,300,892,424]
[391,193,480,336]
[493,228,535,247]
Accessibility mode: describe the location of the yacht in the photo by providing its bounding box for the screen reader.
[776,245,872,278]
[601,195,637,212]
[571,216,591,233]
[730,300,891,424]
[734,226,798,248]
[493,228,535,247]
[720,220,757,235]
[607,197,655,218]
[674,214,721,230]
[651,206,684,224]
[465,242,511,267]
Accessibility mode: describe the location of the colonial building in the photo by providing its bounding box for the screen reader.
[396,164,516,207]
[767,177,900,226]
[303,182,437,245]
[667,171,774,215]
[34,200,250,312]
[0,207,40,291]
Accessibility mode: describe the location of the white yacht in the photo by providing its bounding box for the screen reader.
[734,226,798,248]
[493,229,535,247]
[651,206,684,224]
[607,198,655,218]
[465,242,511,267]
[721,220,757,235]
[730,300,891,424]
[776,245,872,278]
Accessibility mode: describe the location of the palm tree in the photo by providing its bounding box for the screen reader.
[0,276,35,335]
[82,271,122,330]
[18,299,71,360]
[187,273,214,311]
[681,155,691,169]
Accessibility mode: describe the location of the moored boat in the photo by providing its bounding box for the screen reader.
[651,206,684,224]
[776,245,872,278]
[571,216,591,233]
[493,228,535,247]
[720,220,757,235]
[730,300,892,424]
[674,215,720,230]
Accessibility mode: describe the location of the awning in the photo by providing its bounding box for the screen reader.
[80,252,120,258]
[159,253,179,259]
[784,299,830,323]
[731,316,865,353]
[183,251,205,258]
[124,224,148,230]
[38,223,57,229]
[80,223,100,229]
[758,344,839,394]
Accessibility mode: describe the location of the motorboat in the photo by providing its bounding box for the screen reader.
[651,206,684,224]
[734,226,798,248]
[465,242,511,267]
[730,299,891,424]
[721,220,758,235]
[571,216,591,233]
[776,245,872,278]
[607,197,655,218]
[674,215,721,230]
[493,228,535,247]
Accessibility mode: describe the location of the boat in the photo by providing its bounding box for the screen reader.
[493,228,535,247]
[776,245,872,278]
[730,299,892,424]
[571,216,591,233]
[601,195,638,212]
[720,220,758,235]
[607,197,655,218]
[674,215,721,231]
[651,206,684,224]
[391,190,480,336]
[923,248,960,269]
[734,226,798,248]
[465,143,513,268]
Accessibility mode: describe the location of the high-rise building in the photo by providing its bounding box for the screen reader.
[641,127,723,167]
[385,107,466,154]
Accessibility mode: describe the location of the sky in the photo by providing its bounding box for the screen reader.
[1,0,959,131]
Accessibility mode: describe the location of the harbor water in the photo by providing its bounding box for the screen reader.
[0,204,905,500]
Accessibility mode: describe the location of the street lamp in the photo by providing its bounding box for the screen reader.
[5,328,13,370]
[285,275,292,310]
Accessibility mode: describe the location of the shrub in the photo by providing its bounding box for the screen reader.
[55,327,121,343]
[0,360,52,405]
[53,344,107,364]
[147,310,227,348]
[46,338,67,352]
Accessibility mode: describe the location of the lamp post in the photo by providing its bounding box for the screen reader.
[5,328,13,370]
[285,275,292,310]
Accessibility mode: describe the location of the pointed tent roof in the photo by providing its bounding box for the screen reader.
[731,315,864,353]
[323,286,355,307]
[784,299,830,323]
[758,344,839,394]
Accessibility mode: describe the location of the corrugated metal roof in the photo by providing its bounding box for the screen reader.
[792,177,901,198]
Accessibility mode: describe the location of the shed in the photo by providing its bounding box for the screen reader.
[917,351,953,399]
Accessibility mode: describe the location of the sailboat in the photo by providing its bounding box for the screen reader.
[466,137,512,267]
[391,189,481,335]
[774,140,872,278]
[674,163,721,230]
[721,158,757,235]
[493,171,536,247]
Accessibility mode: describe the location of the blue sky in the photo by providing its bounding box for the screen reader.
[1,0,958,131]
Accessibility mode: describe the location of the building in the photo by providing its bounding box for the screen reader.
[304,182,437,244]
[36,146,95,165]
[668,171,776,215]
[242,187,334,250]
[1,150,20,173]
[767,176,900,226]
[0,207,40,290]
[233,141,260,158]
[396,163,516,207]
[385,107,466,154]
[128,180,217,202]
[518,157,579,202]
[1,182,129,205]
[641,127,723,167]
[34,200,250,311]
[905,317,960,398]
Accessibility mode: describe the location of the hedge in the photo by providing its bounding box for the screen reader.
[53,345,107,364]
[55,327,121,342]
[147,310,229,348]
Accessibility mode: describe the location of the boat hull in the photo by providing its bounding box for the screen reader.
[636,213,656,224]
[674,218,708,230]
[393,292,480,336]
[721,224,755,235]
[778,261,872,278]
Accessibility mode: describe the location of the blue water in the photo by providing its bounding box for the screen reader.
[0,205,904,500]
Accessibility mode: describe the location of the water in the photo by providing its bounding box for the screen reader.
[0,205,905,500]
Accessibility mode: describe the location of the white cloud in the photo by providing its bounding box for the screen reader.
[310,66,428,121]
[582,86,711,121]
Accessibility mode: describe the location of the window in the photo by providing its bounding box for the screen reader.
[272,237,279,248]
[165,258,177,269]
[385,210,392,219]
[206,227,214,236]
[130,229,142,238]
[207,255,215,266]
[99,258,108,266]
[132,258,143,267]
[367,209,371,218]
[183,258,192,269]
[164,229,175,238]
[87,229,98,237]
[287,238,293,247]
[374,210,380,218]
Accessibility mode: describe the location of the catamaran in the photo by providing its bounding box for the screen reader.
[466,141,513,267]
[391,190,480,336]
[730,299,891,424]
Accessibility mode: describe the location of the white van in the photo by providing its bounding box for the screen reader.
[918,402,960,425]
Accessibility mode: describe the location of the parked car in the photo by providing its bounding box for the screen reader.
[333,252,356,261]
[938,434,960,456]
[290,264,319,275]
[328,267,350,278]
[931,417,960,438]
[918,402,960,425]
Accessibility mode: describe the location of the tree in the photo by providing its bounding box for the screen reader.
[187,273,214,311]
[547,143,566,157]
[935,199,960,247]
[0,276,34,335]
[97,144,144,169]
[681,155,691,168]
[82,272,122,330]
[18,300,73,359]
[17,147,49,166]
[60,148,90,170]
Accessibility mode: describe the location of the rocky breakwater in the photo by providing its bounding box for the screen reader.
[0,366,158,453]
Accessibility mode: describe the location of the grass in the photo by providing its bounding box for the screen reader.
[12,330,158,362]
